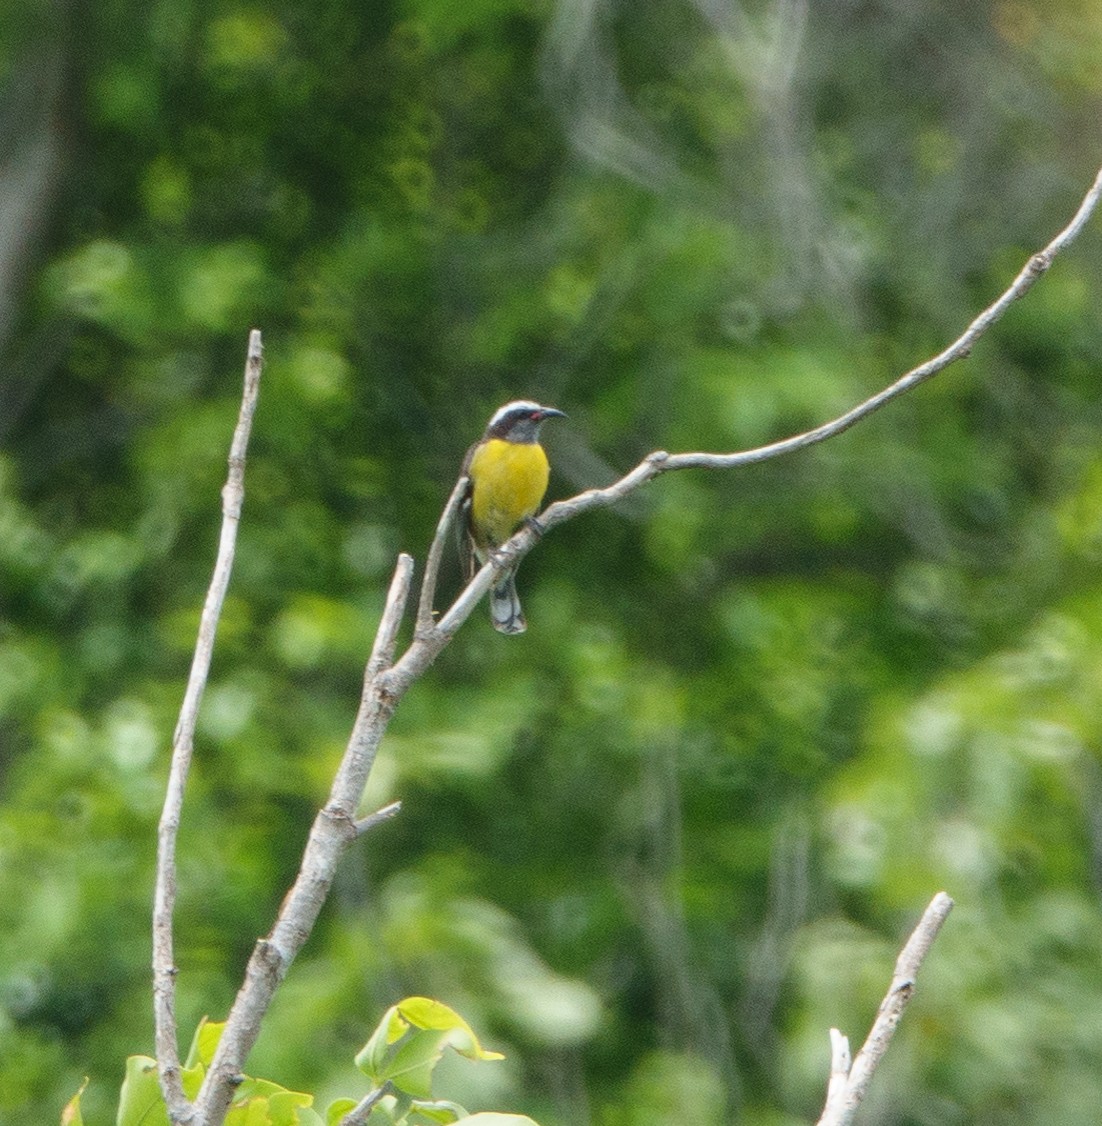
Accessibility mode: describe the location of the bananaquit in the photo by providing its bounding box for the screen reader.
[460,400,566,634]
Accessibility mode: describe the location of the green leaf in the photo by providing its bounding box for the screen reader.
[395,999,504,1062]
[185,1017,226,1069]
[289,1108,325,1126]
[456,1116,541,1125]
[181,1059,206,1101]
[178,1018,218,1101]
[379,1029,450,1097]
[356,997,505,1085]
[390,1089,414,1121]
[116,1056,170,1126]
[235,1078,280,1098]
[356,1004,410,1079]
[235,1077,311,1102]
[61,1078,88,1126]
[355,998,506,1101]
[267,1089,317,1125]
[325,1099,358,1126]
[408,1098,469,1123]
[225,1097,272,1126]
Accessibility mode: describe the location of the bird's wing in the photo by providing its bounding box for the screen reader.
[456,441,478,580]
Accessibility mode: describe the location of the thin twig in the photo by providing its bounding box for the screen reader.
[338,1081,393,1126]
[536,165,1102,529]
[431,557,496,642]
[844,892,954,1109]
[153,329,263,1124]
[821,1028,851,1123]
[815,892,954,1126]
[416,474,469,637]
[370,554,416,674]
[354,800,402,837]
[394,166,1102,623]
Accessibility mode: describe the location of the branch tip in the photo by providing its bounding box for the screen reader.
[368,555,415,676]
[354,800,403,836]
[816,892,954,1126]
[822,1027,852,1120]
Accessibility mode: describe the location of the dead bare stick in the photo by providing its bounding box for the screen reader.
[191,553,415,1125]
[338,1081,393,1126]
[820,1028,852,1123]
[815,891,954,1126]
[370,553,417,674]
[354,800,403,837]
[153,329,263,1122]
[168,164,1101,1125]
[416,473,469,637]
[534,165,1102,532]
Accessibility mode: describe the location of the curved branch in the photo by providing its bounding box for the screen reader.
[400,167,1102,677]
[338,1081,393,1126]
[416,474,469,636]
[540,163,1102,523]
[816,892,954,1126]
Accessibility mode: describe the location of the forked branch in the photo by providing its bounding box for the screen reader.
[816,892,955,1126]
[158,166,1102,1125]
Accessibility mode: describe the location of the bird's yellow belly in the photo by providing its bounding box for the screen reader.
[469,438,550,549]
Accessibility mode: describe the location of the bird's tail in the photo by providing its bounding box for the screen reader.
[490,570,526,634]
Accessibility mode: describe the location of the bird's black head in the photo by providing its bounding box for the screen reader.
[484,400,566,443]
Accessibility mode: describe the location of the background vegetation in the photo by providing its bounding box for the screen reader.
[2,0,1102,1122]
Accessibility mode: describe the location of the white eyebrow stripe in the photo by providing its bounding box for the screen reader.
[488,400,542,428]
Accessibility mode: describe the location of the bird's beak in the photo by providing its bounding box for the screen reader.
[538,407,567,421]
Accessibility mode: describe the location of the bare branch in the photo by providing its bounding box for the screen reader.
[535,163,1102,529]
[193,559,414,1123]
[425,167,1102,652]
[338,1081,393,1126]
[843,892,954,1109]
[154,329,264,1124]
[432,559,496,642]
[815,892,954,1126]
[821,1028,852,1124]
[416,474,469,636]
[354,800,402,836]
[371,553,416,674]
[189,545,495,1122]
[168,165,1101,1125]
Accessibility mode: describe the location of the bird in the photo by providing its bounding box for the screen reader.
[459,400,566,634]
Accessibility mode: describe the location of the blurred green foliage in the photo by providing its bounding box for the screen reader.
[2,0,1102,1123]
